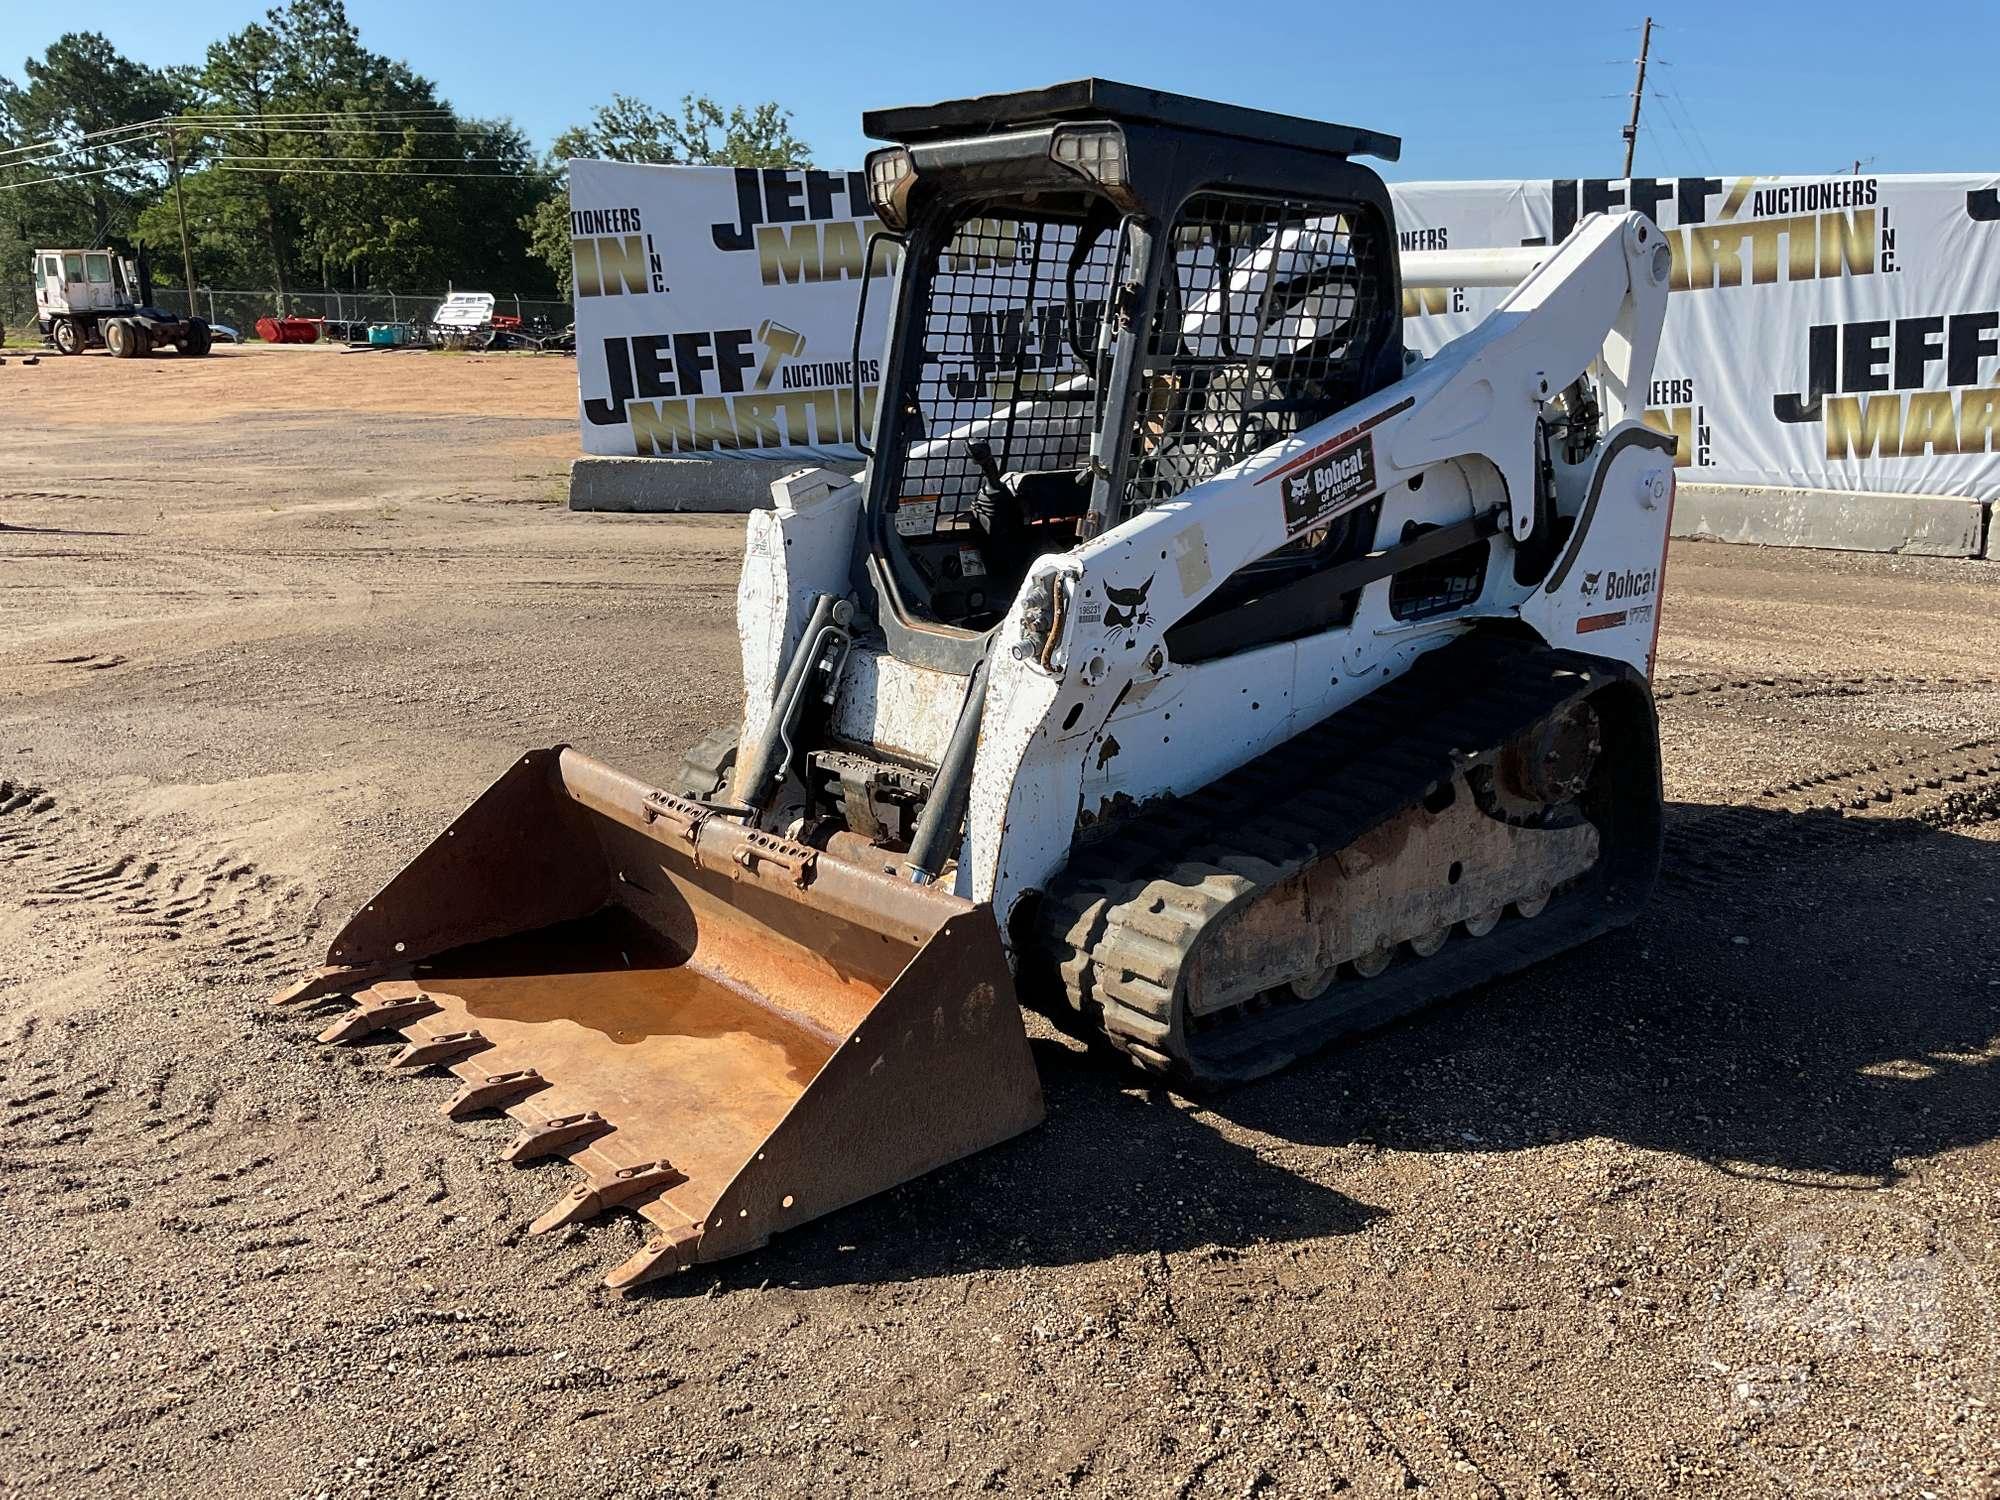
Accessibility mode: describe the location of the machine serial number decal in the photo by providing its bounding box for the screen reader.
[1280,433,1378,535]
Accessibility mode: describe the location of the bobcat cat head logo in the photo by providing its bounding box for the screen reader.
[1103,575,1153,633]
[1580,570,1603,601]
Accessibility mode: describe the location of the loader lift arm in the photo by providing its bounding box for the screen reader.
[1029,209,1675,677]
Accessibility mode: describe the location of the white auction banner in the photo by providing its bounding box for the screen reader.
[569,158,895,463]
[1394,173,2000,502]
[570,160,2000,500]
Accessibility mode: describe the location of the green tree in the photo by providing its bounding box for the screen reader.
[128,0,556,299]
[250,0,556,291]
[0,33,182,253]
[522,93,810,295]
[5,10,806,315]
[553,93,811,169]
[183,19,296,295]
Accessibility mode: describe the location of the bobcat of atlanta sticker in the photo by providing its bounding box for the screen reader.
[1280,434,1377,534]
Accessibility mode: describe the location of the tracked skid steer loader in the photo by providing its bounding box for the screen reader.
[278,80,1679,1291]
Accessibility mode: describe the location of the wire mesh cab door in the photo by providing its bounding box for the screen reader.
[1124,193,1394,519]
[863,196,1131,656]
[1126,178,1408,663]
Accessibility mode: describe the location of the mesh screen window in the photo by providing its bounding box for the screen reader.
[1124,195,1383,519]
[892,214,1119,532]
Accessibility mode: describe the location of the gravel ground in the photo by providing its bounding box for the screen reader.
[2,345,1997,1499]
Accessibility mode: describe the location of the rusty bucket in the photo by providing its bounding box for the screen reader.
[276,747,1043,1292]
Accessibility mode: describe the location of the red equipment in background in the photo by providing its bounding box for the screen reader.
[255,315,322,344]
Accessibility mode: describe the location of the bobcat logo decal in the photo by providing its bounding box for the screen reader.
[1580,570,1603,601]
[1103,575,1153,634]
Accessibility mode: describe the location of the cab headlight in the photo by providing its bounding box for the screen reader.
[1049,125,1128,189]
[865,147,917,231]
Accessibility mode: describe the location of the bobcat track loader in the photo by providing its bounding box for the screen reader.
[277,80,1678,1292]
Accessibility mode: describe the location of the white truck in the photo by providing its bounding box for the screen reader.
[31,247,213,357]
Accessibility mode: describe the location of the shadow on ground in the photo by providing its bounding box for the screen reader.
[643,799,2000,1296]
[0,523,130,536]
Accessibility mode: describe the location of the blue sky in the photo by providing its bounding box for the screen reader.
[5,1,1994,181]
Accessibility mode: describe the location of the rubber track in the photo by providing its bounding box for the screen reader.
[1035,636,1650,1084]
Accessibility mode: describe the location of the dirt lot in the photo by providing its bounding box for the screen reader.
[2,343,1997,1499]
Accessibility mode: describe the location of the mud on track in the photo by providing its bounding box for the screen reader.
[2,346,1998,1498]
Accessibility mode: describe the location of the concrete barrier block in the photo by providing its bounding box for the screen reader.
[568,455,801,513]
[1671,483,1987,559]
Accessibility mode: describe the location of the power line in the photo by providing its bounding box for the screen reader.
[3,125,523,180]
[0,121,161,166]
[1664,93,1712,175]
[0,160,149,192]
[1,104,493,302]
[213,154,536,165]
[1641,54,1723,177]
[175,108,454,120]
[193,121,499,132]
[0,108,463,166]
[1647,85,1702,174]
[1654,87,1720,176]
[175,113,466,132]
[214,164,537,179]
[1,156,540,193]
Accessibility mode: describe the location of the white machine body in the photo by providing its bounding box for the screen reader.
[736,210,1676,946]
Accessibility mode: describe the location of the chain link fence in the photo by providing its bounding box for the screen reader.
[1,284,571,343]
[1,284,35,342]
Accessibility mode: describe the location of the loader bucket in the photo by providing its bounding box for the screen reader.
[276,747,1043,1291]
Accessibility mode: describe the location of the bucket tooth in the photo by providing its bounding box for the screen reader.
[527,1160,686,1236]
[440,1068,548,1120]
[273,964,384,1009]
[605,1223,704,1293]
[501,1110,612,1164]
[316,993,440,1044]
[389,1029,490,1071]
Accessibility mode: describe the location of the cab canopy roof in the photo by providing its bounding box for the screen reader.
[862,78,1400,164]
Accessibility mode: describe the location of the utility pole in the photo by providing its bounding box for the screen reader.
[1620,16,1654,180]
[164,122,198,317]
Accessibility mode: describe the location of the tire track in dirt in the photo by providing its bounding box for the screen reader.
[1659,738,2000,894]
[0,776,325,1241]
[1655,671,2000,707]
[0,1000,548,1296]
[0,780,61,861]
[0,776,297,967]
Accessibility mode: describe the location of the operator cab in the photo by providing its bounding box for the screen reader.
[35,247,145,315]
[854,79,1406,670]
